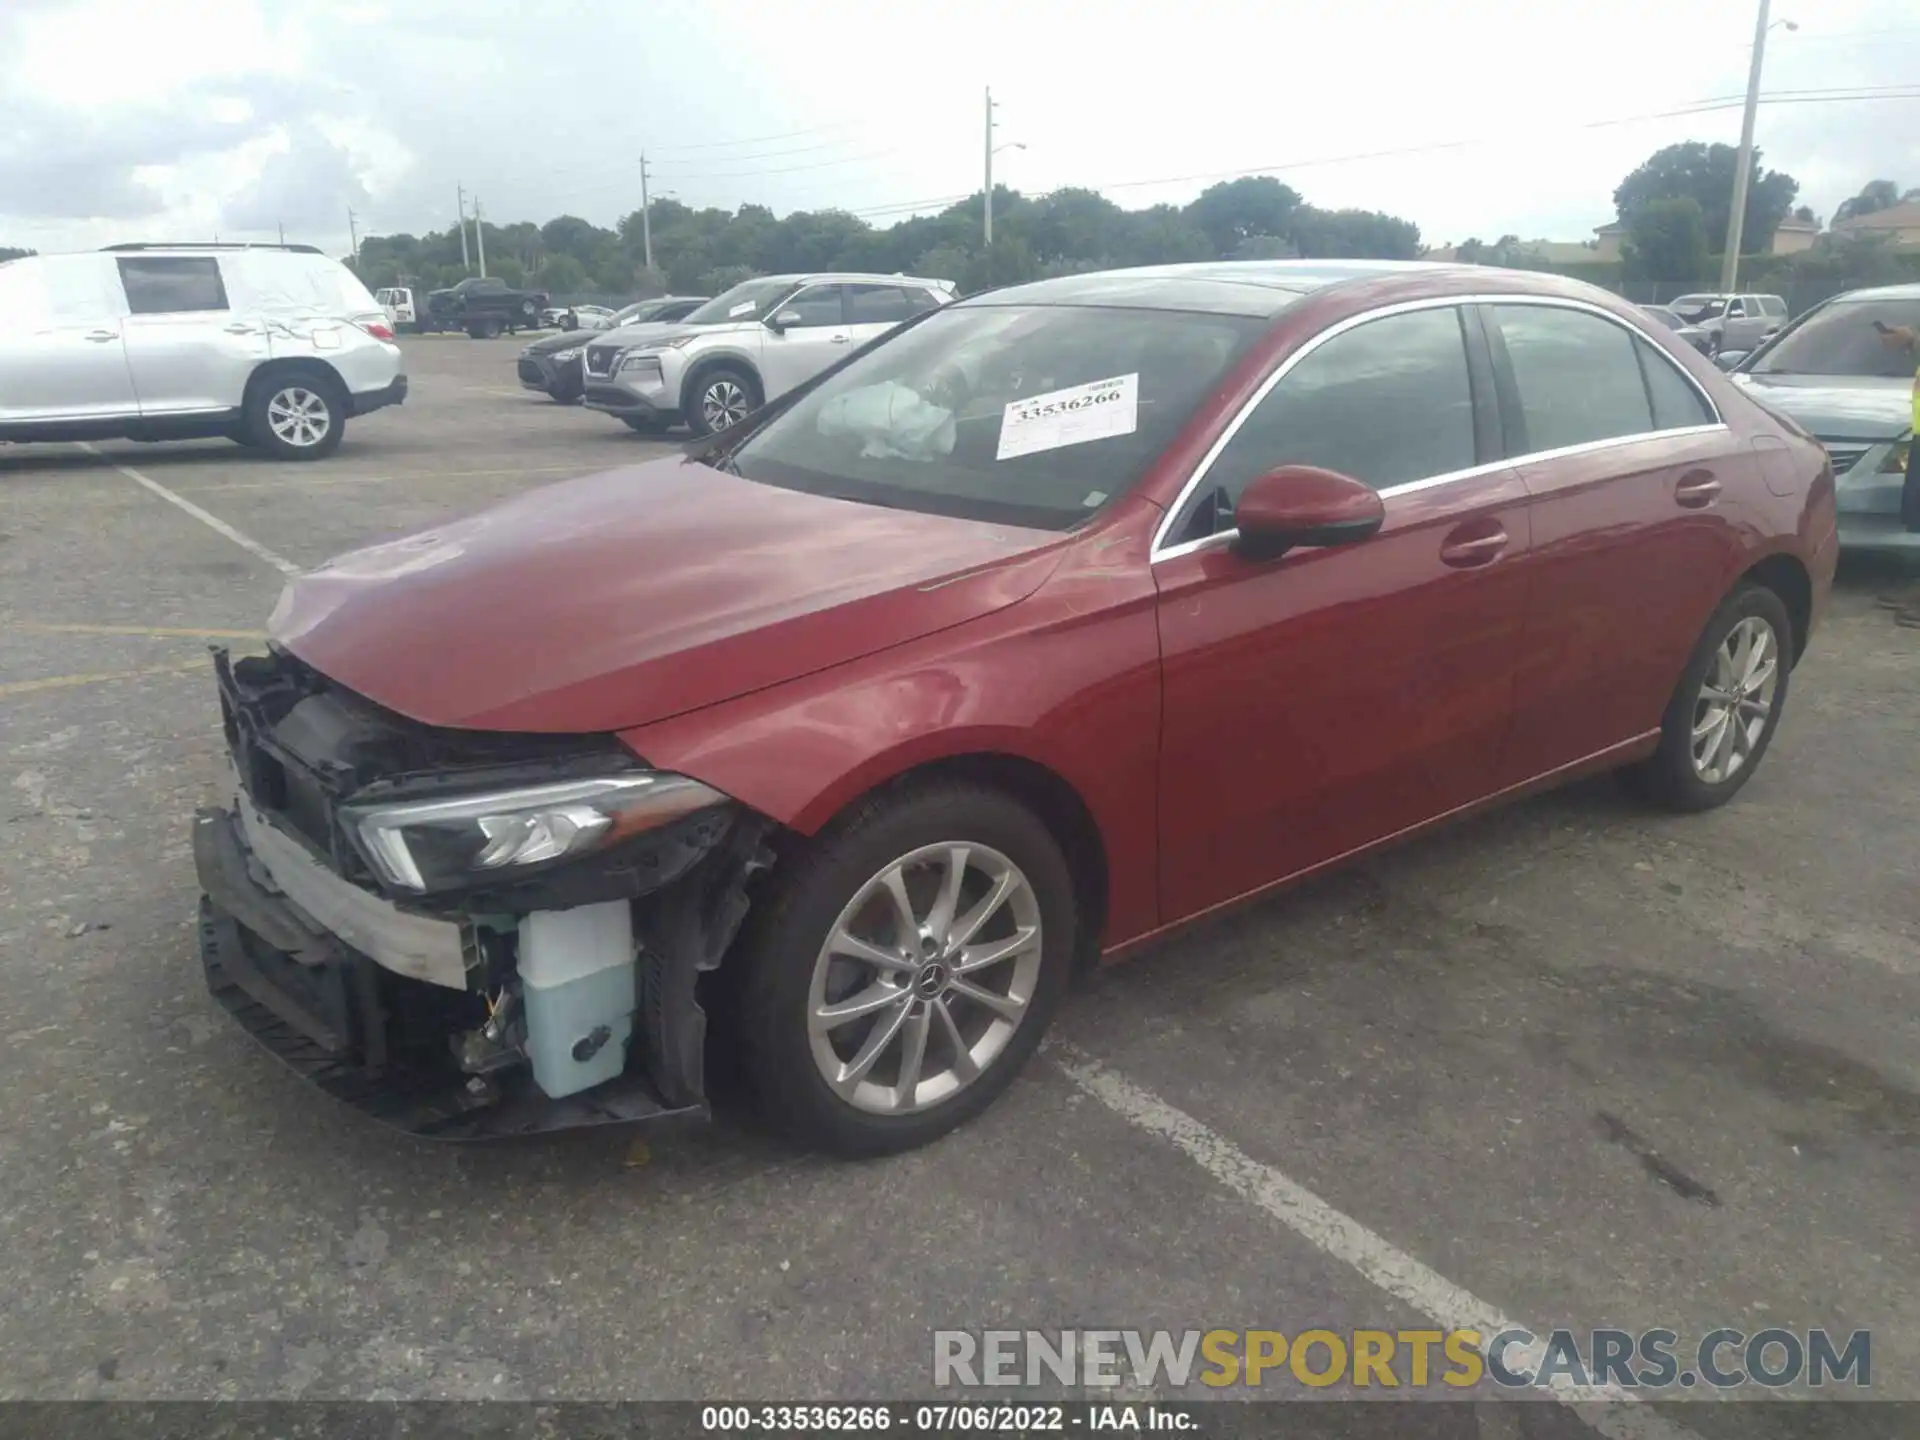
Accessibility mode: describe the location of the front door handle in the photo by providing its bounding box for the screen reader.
[1438,522,1508,568]
[83,329,118,343]
[223,322,261,335]
[1675,469,1721,508]
[828,333,851,344]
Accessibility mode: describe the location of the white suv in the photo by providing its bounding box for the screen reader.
[581,273,955,436]
[0,244,406,461]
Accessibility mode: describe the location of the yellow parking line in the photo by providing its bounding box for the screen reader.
[0,660,207,700]
[6,622,267,640]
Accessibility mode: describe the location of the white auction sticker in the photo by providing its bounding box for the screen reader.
[996,373,1138,461]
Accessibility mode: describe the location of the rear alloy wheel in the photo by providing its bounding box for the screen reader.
[247,375,345,460]
[687,365,761,438]
[733,783,1076,1156]
[1625,584,1791,811]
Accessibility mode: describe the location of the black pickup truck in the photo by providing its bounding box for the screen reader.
[425,277,552,338]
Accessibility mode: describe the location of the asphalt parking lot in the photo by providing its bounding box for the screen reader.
[1,336,1916,1429]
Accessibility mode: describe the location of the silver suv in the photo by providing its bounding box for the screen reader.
[0,243,406,460]
[1668,292,1789,356]
[581,273,955,436]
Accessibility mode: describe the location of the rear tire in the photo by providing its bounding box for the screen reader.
[245,371,346,461]
[730,781,1077,1157]
[1623,584,1791,812]
[621,414,666,434]
[684,365,762,438]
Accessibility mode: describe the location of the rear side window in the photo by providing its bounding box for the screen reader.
[1762,297,1787,318]
[846,285,921,324]
[1636,339,1716,431]
[1491,305,1652,453]
[1203,305,1478,501]
[117,257,228,315]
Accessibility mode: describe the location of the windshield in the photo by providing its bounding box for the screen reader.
[1748,297,1920,377]
[612,301,660,325]
[727,303,1268,530]
[1669,295,1727,323]
[683,278,795,326]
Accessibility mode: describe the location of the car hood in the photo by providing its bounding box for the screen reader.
[1731,373,1913,440]
[526,329,598,354]
[587,320,692,350]
[269,456,1066,734]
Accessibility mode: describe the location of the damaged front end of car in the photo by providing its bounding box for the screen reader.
[192,646,773,1140]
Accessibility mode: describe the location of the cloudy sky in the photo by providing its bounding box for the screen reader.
[3,0,1916,257]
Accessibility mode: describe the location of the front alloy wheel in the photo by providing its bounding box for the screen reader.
[808,841,1044,1115]
[700,378,751,433]
[732,781,1076,1156]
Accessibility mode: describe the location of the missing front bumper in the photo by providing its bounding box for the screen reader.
[192,804,726,1142]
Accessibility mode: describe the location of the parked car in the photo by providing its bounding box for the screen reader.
[1668,292,1788,354]
[1640,304,1714,355]
[1725,281,1920,553]
[582,272,956,435]
[192,260,1833,1156]
[424,276,551,338]
[517,296,708,402]
[0,243,405,460]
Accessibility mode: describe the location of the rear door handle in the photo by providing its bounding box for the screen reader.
[1438,523,1508,568]
[1675,469,1721,508]
[829,333,851,344]
[224,322,261,335]
[83,329,118,343]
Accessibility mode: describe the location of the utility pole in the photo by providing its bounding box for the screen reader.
[277,222,286,245]
[474,196,488,277]
[983,86,996,246]
[456,184,471,272]
[639,153,655,272]
[1720,0,1773,292]
[347,207,360,267]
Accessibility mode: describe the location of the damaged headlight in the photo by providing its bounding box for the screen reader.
[343,773,725,893]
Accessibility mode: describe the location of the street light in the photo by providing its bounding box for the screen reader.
[1720,3,1797,290]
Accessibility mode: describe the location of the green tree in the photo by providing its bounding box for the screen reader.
[537,253,587,294]
[1834,180,1902,224]
[1613,141,1799,254]
[1185,177,1302,258]
[1621,196,1710,282]
[698,264,758,296]
[1289,206,1421,259]
[0,245,35,263]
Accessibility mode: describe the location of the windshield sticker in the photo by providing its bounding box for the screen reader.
[728,301,757,317]
[997,373,1138,461]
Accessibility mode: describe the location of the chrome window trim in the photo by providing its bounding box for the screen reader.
[1149,292,1727,563]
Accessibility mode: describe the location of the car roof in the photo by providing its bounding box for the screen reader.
[1827,282,1920,301]
[758,271,954,289]
[958,260,1464,318]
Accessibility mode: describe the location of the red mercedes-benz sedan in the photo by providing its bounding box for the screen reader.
[194,261,1837,1155]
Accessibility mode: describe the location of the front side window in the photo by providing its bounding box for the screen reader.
[682,278,796,325]
[726,303,1266,530]
[1195,306,1478,521]
[1747,297,1920,378]
[1491,304,1652,453]
[117,256,228,315]
[777,285,846,328]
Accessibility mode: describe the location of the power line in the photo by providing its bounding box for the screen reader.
[648,136,876,169]
[653,149,905,183]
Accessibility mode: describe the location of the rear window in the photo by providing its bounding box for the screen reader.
[1748,297,1920,378]
[117,256,228,314]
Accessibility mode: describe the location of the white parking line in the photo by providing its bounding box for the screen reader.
[77,443,301,577]
[1050,1043,1703,1440]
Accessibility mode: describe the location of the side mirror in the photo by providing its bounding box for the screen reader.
[1714,350,1748,372]
[767,309,802,333]
[1232,465,1385,561]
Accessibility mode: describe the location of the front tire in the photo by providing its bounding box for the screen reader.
[245,373,346,461]
[685,365,762,438]
[732,782,1077,1157]
[1625,584,1791,811]
[620,414,665,433]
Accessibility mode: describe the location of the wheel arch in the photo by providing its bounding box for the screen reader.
[678,349,763,417]
[1739,550,1813,664]
[243,357,349,413]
